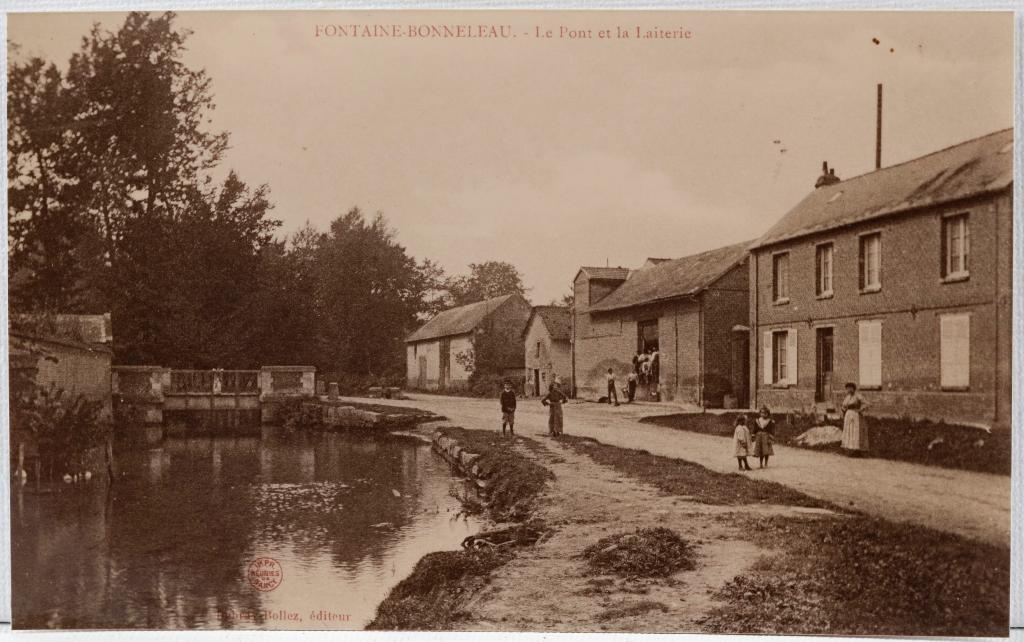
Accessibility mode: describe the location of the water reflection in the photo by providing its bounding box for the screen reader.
[11,431,480,630]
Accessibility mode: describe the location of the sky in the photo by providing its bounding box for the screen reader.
[7,10,1014,304]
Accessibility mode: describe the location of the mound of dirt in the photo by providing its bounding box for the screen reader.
[582,527,696,578]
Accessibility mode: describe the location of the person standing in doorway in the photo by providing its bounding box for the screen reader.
[841,382,869,456]
[605,368,620,406]
[541,381,568,437]
[639,351,652,385]
[499,380,517,437]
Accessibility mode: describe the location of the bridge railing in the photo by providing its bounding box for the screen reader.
[166,370,260,395]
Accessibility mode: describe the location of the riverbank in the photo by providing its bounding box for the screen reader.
[368,426,552,630]
[369,420,1009,635]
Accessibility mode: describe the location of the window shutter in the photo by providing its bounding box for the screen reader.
[940,218,948,277]
[858,239,865,290]
[858,320,882,388]
[763,331,773,384]
[815,248,822,295]
[786,329,798,386]
[963,217,970,272]
[940,314,970,388]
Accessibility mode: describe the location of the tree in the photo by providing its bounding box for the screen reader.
[8,12,284,368]
[446,261,527,306]
[311,208,439,378]
[61,12,229,265]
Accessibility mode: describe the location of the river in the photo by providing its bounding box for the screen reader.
[10,430,481,630]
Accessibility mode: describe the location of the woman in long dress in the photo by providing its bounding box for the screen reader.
[751,406,775,468]
[541,381,568,437]
[841,382,869,455]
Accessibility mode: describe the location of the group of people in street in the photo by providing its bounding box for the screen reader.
[732,407,776,471]
[500,378,568,437]
[603,348,662,406]
[731,382,870,470]
[500,378,871,462]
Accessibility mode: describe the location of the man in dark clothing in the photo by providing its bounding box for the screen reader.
[500,380,517,436]
[605,368,620,406]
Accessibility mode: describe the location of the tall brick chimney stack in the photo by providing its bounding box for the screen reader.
[815,161,841,188]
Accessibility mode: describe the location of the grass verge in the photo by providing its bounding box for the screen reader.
[436,426,553,522]
[700,514,1010,636]
[559,434,833,509]
[641,412,1010,475]
[561,432,1008,636]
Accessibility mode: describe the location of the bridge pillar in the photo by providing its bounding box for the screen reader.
[259,366,317,424]
[111,366,168,442]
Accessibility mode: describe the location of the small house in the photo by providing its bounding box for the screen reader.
[523,306,572,397]
[405,294,532,391]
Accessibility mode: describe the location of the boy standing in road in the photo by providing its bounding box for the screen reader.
[500,380,517,436]
[606,368,620,406]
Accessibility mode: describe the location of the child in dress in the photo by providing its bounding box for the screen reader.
[751,406,776,468]
[733,415,753,471]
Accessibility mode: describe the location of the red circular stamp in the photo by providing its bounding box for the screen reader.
[247,557,283,592]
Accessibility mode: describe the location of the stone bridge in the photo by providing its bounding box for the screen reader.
[111,365,315,436]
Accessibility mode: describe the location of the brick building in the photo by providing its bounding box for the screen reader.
[572,243,751,407]
[749,128,1013,430]
[405,294,532,391]
[523,306,571,397]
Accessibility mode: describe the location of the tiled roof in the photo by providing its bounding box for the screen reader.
[406,294,520,343]
[751,128,1013,250]
[587,241,752,313]
[579,266,631,280]
[528,306,571,342]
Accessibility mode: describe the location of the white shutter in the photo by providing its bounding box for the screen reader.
[940,314,970,389]
[786,329,798,386]
[858,320,882,388]
[763,331,773,384]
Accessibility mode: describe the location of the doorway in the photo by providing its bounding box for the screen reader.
[730,330,750,408]
[533,369,541,396]
[439,338,451,389]
[418,356,427,389]
[815,327,834,405]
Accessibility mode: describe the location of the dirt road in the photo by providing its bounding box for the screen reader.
[345,394,1010,546]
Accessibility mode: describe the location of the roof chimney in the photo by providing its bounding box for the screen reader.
[815,161,841,188]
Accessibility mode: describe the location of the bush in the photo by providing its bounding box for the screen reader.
[582,527,697,578]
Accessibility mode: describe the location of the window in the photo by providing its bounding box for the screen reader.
[940,314,970,389]
[859,233,881,291]
[942,214,970,279]
[763,329,797,385]
[857,320,882,388]
[815,243,834,297]
[535,341,541,358]
[772,253,790,302]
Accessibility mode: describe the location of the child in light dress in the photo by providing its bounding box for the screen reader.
[733,415,753,471]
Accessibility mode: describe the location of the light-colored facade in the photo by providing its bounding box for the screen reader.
[405,294,532,391]
[523,306,571,397]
